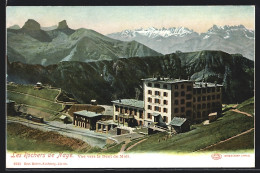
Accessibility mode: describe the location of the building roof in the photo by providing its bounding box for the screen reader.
[193,82,223,88]
[74,110,102,118]
[151,113,160,117]
[208,112,217,116]
[111,99,144,109]
[96,120,117,126]
[91,100,96,102]
[142,77,191,84]
[6,99,15,104]
[59,115,67,120]
[170,117,187,127]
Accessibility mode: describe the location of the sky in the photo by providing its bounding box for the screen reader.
[6,6,255,34]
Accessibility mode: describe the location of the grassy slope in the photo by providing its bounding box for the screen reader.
[7,122,92,153]
[236,97,254,115]
[7,84,59,101]
[203,130,254,152]
[7,91,63,112]
[127,97,254,153]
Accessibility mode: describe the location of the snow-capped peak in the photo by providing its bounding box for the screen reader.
[115,27,194,39]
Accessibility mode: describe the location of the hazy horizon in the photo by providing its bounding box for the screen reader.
[6,6,255,34]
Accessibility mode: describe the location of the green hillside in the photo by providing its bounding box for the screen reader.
[126,97,254,153]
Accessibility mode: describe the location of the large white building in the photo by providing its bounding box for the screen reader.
[112,77,223,127]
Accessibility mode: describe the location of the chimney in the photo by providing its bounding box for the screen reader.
[119,99,121,103]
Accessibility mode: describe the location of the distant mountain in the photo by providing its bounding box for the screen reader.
[7,19,162,66]
[7,50,254,104]
[41,25,57,31]
[107,25,254,61]
[8,25,20,30]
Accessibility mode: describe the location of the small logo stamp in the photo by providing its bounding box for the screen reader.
[211,153,222,160]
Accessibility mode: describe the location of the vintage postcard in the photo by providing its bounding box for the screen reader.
[6,5,255,168]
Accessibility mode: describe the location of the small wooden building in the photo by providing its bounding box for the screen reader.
[208,112,217,122]
[96,120,117,134]
[6,99,16,116]
[91,100,97,105]
[60,115,69,124]
[169,117,190,133]
[73,110,102,130]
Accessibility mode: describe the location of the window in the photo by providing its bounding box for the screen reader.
[115,115,118,120]
[147,113,151,119]
[181,99,185,104]
[115,106,119,112]
[197,112,201,118]
[202,111,207,117]
[163,92,168,97]
[155,91,161,96]
[134,109,137,115]
[148,90,152,95]
[207,88,211,93]
[163,108,168,113]
[202,88,206,93]
[155,106,161,112]
[181,107,185,113]
[202,96,206,101]
[212,95,215,100]
[174,108,179,113]
[175,85,178,89]
[163,84,168,89]
[207,103,211,108]
[174,100,179,105]
[148,83,152,87]
[212,88,215,92]
[148,97,152,102]
[186,94,192,100]
[212,102,216,108]
[187,85,192,91]
[202,103,206,109]
[217,87,220,92]
[155,98,160,104]
[174,92,179,97]
[186,110,191,117]
[197,104,201,109]
[181,84,184,89]
[186,102,191,107]
[163,116,168,123]
[207,95,211,100]
[217,94,220,99]
[163,100,168,105]
[193,89,196,94]
[197,88,201,94]
[197,96,201,102]
[181,91,185,96]
[193,97,196,102]
[148,105,152,110]
[139,111,143,119]
[154,83,160,88]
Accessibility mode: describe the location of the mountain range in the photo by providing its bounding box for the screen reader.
[7,19,162,66]
[107,25,254,61]
[7,50,254,105]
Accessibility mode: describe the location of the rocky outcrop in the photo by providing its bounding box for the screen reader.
[57,20,69,29]
[22,19,41,30]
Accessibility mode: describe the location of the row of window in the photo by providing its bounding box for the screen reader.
[147,97,168,105]
[174,91,192,99]
[194,102,221,109]
[193,94,221,102]
[193,87,221,94]
[147,113,169,123]
[115,113,143,120]
[147,105,168,113]
[148,83,168,89]
[115,106,143,116]
[195,111,212,118]
[147,82,193,91]
[148,90,168,97]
